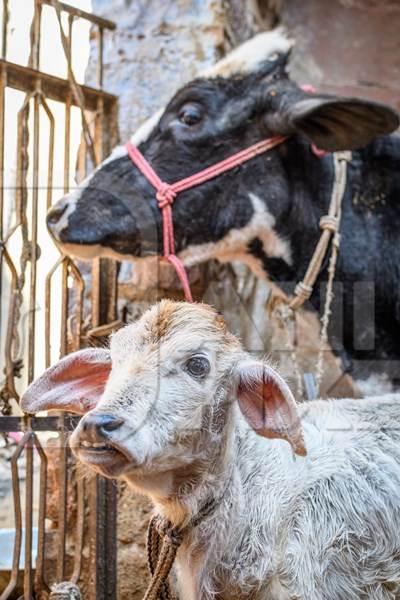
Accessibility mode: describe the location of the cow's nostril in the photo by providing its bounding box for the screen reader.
[47,203,67,226]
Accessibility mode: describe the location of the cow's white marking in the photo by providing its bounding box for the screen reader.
[178,193,292,277]
[203,27,293,79]
[54,241,140,262]
[51,188,80,236]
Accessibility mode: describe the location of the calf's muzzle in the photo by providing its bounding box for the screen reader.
[80,413,124,443]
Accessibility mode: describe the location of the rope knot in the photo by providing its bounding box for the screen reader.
[319,215,338,233]
[156,183,177,208]
[293,281,313,302]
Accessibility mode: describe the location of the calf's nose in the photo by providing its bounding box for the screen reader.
[81,414,124,441]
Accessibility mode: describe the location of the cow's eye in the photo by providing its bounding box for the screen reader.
[185,356,210,378]
[178,103,203,126]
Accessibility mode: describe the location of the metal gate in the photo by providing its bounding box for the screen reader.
[0,1,120,597]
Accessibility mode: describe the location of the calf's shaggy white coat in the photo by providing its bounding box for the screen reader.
[22,301,400,599]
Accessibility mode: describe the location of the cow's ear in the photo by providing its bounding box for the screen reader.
[285,96,399,152]
[235,361,306,456]
[20,348,111,415]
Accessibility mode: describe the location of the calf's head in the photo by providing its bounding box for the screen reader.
[21,301,305,493]
[47,30,399,271]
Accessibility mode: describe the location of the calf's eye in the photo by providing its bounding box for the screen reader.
[178,103,203,126]
[185,356,210,378]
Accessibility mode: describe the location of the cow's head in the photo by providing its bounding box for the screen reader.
[47,29,399,272]
[21,301,306,493]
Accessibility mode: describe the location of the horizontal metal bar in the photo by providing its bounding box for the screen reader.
[0,415,80,432]
[0,60,117,112]
[39,0,116,30]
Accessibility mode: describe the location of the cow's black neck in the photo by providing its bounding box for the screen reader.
[249,134,400,376]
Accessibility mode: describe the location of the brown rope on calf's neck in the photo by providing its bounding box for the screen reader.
[144,491,227,600]
[145,516,181,600]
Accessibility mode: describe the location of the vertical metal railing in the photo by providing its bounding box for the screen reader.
[0,1,119,598]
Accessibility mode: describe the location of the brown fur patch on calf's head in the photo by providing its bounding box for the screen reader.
[144,300,229,344]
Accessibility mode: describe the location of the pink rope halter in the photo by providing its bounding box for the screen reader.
[126,135,287,302]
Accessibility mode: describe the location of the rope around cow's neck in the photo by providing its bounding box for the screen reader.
[270,150,352,398]
[126,135,287,302]
[126,136,351,398]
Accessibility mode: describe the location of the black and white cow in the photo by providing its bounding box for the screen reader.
[47,29,400,384]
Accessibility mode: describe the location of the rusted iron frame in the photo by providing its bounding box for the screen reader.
[1,85,57,404]
[51,0,97,166]
[0,431,29,600]
[1,245,20,401]
[0,60,116,112]
[0,89,34,407]
[0,427,51,600]
[0,4,118,597]
[39,0,116,31]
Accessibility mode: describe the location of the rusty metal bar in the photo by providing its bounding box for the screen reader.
[64,92,71,193]
[1,246,20,401]
[45,256,63,368]
[23,430,34,599]
[27,89,41,385]
[89,477,118,600]
[56,426,68,581]
[1,0,8,60]
[97,27,104,88]
[0,62,6,346]
[56,256,69,581]
[60,259,69,357]
[31,0,42,70]
[71,478,85,584]
[40,0,116,30]
[0,60,117,111]
[34,433,50,594]
[40,95,55,210]
[68,260,84,352]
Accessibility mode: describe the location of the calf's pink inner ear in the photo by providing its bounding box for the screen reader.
[237,363,306,456]
[20,348,111,415]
